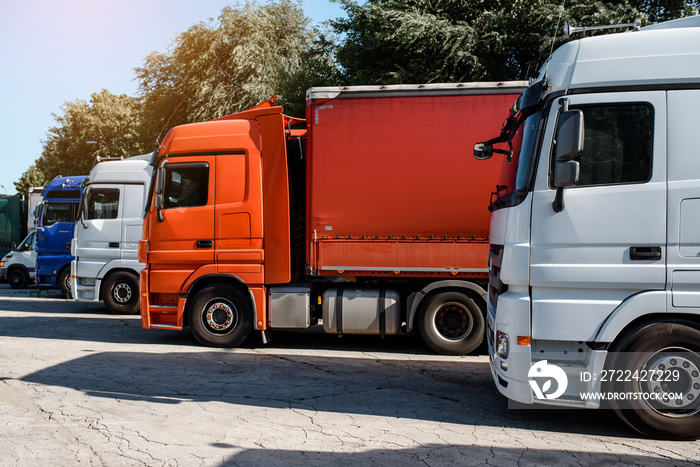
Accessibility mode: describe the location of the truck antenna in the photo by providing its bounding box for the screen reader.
[543,0,567,82]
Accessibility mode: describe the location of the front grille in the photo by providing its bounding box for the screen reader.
[488,244,507,307]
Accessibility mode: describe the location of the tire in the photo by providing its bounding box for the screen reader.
[418,291,485,355]
[189,284,253,348]
[103,272,140,315]
[607,321,700,440]
[57,267,72,299]
[8,269,28,289]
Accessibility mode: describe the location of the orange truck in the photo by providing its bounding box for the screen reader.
[138,82,526,354]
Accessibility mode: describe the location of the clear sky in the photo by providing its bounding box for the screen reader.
[0,0,345,195]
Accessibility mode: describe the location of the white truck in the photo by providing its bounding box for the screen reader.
[475,16,700,439]
[71,154,153,314]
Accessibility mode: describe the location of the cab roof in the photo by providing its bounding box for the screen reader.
[541,15,700,93]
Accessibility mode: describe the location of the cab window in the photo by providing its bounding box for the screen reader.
[86,188,120,220]
[573,103,653,187]
[163,164,209,209]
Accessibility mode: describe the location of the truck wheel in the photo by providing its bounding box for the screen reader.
[103,272,140,315]
[418,291,485,355]
[608,321,700,440]
[58,268,72,299]
[8,269,28,289]
[189,284,253,348]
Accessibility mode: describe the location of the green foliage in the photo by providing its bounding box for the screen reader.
[135,0,328,144]
[13,164,47,196]
[35,90,151,181]
[331,0,696,83]
[332,0,481,84]
[630,0,700,22]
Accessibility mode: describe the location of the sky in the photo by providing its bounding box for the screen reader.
[0,0,346,196]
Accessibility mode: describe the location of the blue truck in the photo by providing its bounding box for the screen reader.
[36,176,87,297]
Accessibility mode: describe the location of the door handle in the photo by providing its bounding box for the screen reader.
[196,240,213,249]
[630,246,662,261]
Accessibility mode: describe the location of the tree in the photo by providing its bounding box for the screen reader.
[135,0,334,145]
[13,164,47,196]
[35,90,150,182]
[330,0,697,84]
[332,0,482,84]
[629,0,699,22]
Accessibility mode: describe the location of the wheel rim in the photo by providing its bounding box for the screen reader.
[10,272,21,286]
[64,273,71,292]
[202,298,239,335]
[434,301,473,340]
[640,347,700,415]
[112,282,132,304]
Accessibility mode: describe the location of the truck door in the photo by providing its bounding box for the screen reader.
[121,182,147,263]
[214,150,264,283]
[147,156,215,292]
[667,90,700,309]
[529,92,667,342]
[77,184,123,261]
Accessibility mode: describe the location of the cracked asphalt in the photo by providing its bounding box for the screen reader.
[0,284,698,466]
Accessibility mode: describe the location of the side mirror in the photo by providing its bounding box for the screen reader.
[552,105,584,212]
[553,160,580,188]
[155,194,165,222]
[155,166,166,222]
[156,166,166,195]
[554,109,584,164]
[474,142,493,160]
[79,188,89,229]
[11,242,17,252]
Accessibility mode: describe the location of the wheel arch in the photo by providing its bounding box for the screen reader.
[98,267,141,301]
[607,312,700,354]
[7,263,30,277]
[181,274,256,328]
[594,290,700,347]
[405,280,487,333]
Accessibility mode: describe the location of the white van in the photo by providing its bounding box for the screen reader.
[71,154,153,314]
[476,16,700,439]
[0,231,36,288]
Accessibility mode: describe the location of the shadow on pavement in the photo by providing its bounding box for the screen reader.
[20,348,633,439]
[218,445,690,467]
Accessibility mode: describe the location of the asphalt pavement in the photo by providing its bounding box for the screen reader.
[0,283,698,466]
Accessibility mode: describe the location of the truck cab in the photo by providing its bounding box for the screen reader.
[71,155,153,314]
[478,16,700,439]
[36,176,87,297]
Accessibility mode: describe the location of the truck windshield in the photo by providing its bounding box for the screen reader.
[497,109,542,195]
[41,202,75,226]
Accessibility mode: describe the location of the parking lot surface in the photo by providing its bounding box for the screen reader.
[0,284,698,466]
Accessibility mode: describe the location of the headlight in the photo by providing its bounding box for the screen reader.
[496,330,509,358]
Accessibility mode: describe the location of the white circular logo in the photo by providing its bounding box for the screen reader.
[528,360,568,400]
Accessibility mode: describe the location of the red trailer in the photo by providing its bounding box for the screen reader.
[139,82,526,354]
